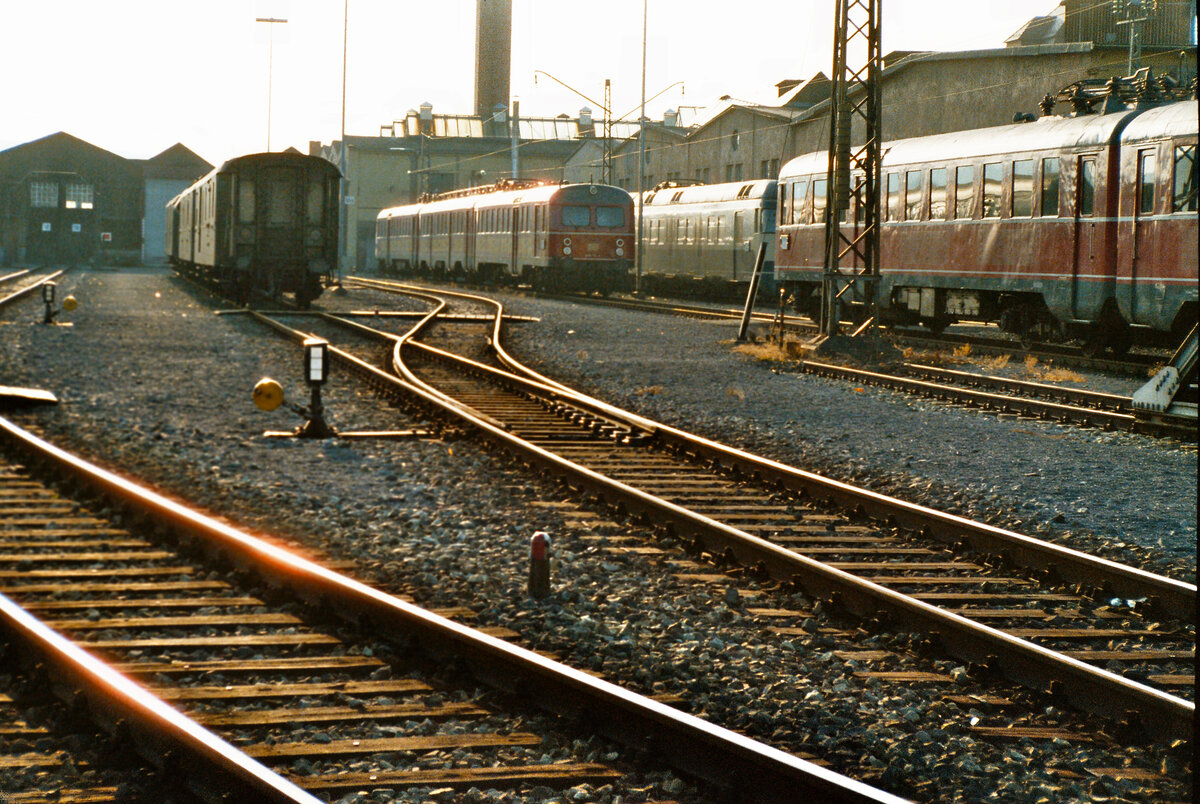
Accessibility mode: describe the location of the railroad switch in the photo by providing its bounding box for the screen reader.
[255,337,435,440]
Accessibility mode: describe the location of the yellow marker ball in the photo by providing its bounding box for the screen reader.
[62,295,77,312]
[253,378,284,411]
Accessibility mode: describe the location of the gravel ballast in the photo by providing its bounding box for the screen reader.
[1,267,1194,803]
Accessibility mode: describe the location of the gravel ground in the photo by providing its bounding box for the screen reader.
[1,267,1194,803]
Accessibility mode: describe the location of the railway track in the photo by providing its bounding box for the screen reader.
[335,278,1194,745]
[0,417,901,803]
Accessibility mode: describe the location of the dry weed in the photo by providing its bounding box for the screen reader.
[727,386,747,401]
[633,385,664,397]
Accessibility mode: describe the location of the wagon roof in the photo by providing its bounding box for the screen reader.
[378,183,630,219]
[641,179,776,206]
[781,107,1147,178]
[1120,100,1198,144]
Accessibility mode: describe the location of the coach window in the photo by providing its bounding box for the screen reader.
[982,163,1003,218]
[779,183,789,224]
[1040,157,1060,216]
[954,165,974,218]
[1012,159,1034,217]
[812,178,828,223]
[929,168,948,220]
[792,180,808,224]
[886,173,901,221]
[905,170,923,220]
[1174,145,1198,212]
[1079,158,1096,216]
[1138,151,1157,215]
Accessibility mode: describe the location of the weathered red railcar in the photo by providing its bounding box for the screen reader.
[376,181,633,293]
[775,100,1197,353]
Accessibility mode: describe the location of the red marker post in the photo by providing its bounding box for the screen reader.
[528,532,551,598]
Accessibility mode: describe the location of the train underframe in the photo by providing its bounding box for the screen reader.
[781,279,1165,356]
[172,259,327,309]
[380,257,631,295]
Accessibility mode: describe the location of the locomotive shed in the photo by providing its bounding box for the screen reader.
[1,266,1194,802]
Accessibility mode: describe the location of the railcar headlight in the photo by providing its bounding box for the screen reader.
[616,239,624,247]
[616,248,624,257]
[563,246,572,256]
[563,237,572,246]
[307,227,322,244]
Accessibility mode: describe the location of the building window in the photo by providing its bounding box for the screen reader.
[731,129,740,151]
[1138,150,1156,215]
[30,182,58,208]
[1012,159,1034,217]
[982,162,1003,218]
[760,158,778,179]
[1174,145,1197,212]
[64,183,94,210]
[725,163,743,182]
[1040,157,1060,216]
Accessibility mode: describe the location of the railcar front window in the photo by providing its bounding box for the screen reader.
[1012,160,1034,217]
[264,170,296,225]
[793,180,809,224]
[1138,151,1156,215]
[982,163,1003,218]
[813,179,828,223]
[761,208,776,233]
[596,206,625,227]
[1080,159,1096,216]
[1040,158,1060,216]
[955,165,974,218]
[1174,145,1198,212]
[905,171,924,220]
[929,168,948,220]
[886,173,901,221]
[561,205,591,227]
[238,181,255,223]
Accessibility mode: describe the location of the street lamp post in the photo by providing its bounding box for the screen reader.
[339,0,348,277]
[256,16,288,152]
[636,0,647,294]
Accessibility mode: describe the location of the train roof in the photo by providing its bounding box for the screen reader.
[168,152,341,207]
[1120,100,1198,144]
[378,182,630,219]
[781,106,1151,178]
[640,179,777,207]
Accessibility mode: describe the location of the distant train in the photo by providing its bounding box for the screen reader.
[635,179,777,299]
[375,180,633,293]
[775,99,1198,353]
[166,152,340,308]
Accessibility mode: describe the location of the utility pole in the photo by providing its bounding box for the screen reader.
[603,79,613,185]
[820,0,882,339]
[256,17,288,152]
[1114,0,1157,75]
[339,0,348,278]
[636,0,647,294]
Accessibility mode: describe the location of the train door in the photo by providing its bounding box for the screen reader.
[733,210,745,280]
[1126,147,1158,324]
[1071,156,1098,318]
[510,205,519,277]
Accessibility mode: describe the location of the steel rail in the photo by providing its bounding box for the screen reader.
[0,587,321,803]
[0,269,66,310]
[0,268,31,284]
[0,416,907,803]
[351,278,1196,622]
[902,362,1135,411]
[798,359,1196,439]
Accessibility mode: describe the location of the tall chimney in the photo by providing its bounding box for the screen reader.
[475,0,512,120]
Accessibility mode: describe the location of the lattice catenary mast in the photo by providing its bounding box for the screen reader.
[821,0,883,338]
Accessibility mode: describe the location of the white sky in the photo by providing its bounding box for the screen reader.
[1,1,1058,166]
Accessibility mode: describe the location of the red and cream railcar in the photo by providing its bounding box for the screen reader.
[375,182,633,293]
[775,101,1198,352]
[1114,100,1198,337]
